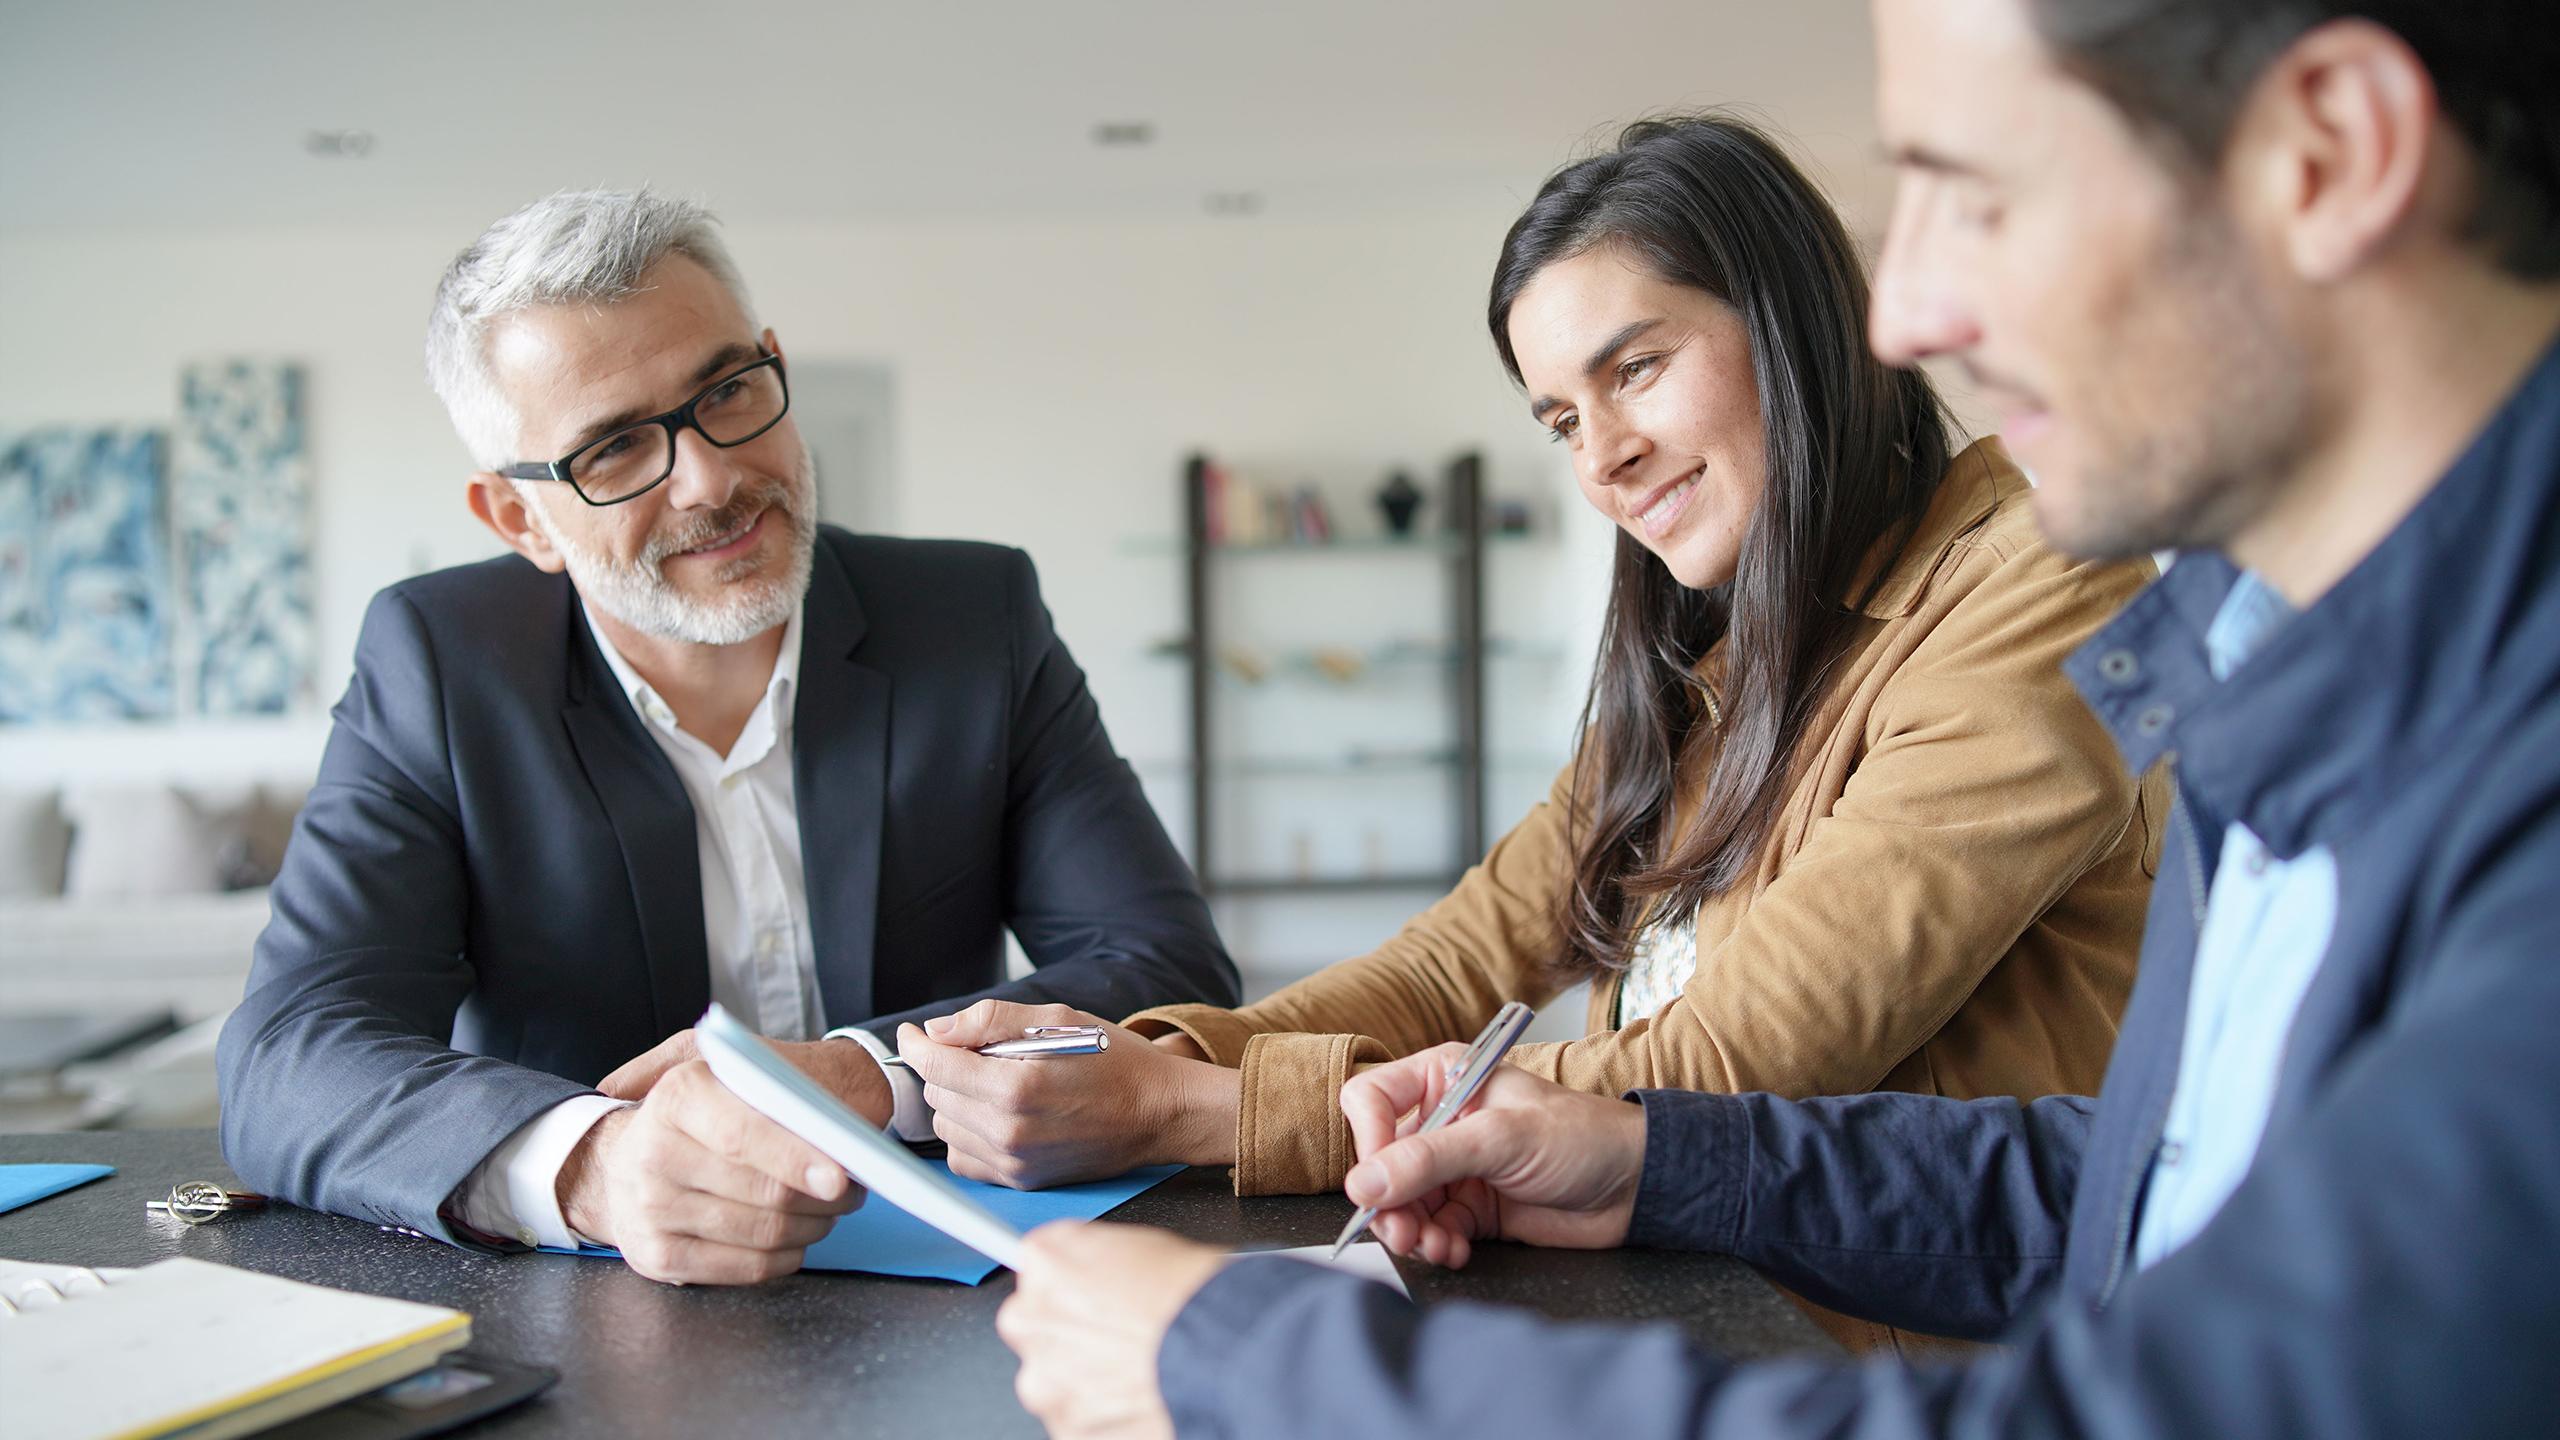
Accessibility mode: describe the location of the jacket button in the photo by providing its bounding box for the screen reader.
[2135,704,2173,736]
[2098,649,2140,684]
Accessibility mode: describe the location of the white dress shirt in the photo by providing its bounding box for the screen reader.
[452,602,930,1250]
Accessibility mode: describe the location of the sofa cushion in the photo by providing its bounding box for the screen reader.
[0,789,71,898]
[234,781,305,889]
[62,785,229,898]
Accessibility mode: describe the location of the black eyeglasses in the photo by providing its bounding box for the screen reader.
[499,351,791,506]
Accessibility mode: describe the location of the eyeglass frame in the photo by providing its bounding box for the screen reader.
[496,350,791,506]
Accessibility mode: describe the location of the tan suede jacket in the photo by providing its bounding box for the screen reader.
[1128,438,2168,1201]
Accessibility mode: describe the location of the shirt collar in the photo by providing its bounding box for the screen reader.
[2201,571,2294,683]
[581,600,805,753]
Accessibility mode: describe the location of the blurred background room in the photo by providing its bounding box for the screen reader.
[0,0,1972,1129]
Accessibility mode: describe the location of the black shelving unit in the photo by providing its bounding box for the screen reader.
[1181,451,1488,896]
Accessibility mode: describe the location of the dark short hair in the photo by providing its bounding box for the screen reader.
[2026,0,2560,278]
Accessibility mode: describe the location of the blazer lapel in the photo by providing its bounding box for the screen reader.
[560,594,711,1037]
[793,538,888,1025]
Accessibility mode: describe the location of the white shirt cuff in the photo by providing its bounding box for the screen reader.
[454,1093,629,1251]
[827,1025,935,1142]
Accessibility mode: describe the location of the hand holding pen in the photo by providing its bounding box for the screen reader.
[895,1001,1243,1190]
[879,1024,1110,1068]
[1329,1001,1536,1258]
[1335,1012,1651,1270]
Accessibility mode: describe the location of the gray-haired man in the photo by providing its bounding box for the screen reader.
[217,190,1237,1285]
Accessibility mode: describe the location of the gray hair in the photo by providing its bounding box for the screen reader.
[425,188,757,469]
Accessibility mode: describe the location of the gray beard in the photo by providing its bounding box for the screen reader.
[530,456,818,647]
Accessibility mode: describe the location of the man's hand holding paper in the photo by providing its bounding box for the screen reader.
[555,1027,893,1285]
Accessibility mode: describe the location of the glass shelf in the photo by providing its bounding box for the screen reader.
[1133,752,1561,778]
[1118,531,1544,557]
[1207,872,1461,896]
[1144,640,1566,678]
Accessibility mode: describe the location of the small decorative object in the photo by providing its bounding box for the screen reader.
[1363,827,1387,878]
[1290,831,1315,882]
[1310,647,1366,684]
[1218,646,1270,684]
[1493,499,1535,536]
[1375,470,1423,537]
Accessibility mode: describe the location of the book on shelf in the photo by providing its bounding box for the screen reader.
[1195,458,1344,548]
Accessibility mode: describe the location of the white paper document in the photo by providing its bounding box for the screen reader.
[698,1004,1428,1293]
[696,1003,1028,1268]
[1240,1241,1411,1298]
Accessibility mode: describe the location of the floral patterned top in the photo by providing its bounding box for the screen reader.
[1614,912,1700,1027]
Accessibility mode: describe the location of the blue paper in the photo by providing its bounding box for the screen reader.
[0,1163,114,1215]
[545,1160,1182,1284]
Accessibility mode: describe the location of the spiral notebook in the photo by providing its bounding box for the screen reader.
[2,1256,470,1440]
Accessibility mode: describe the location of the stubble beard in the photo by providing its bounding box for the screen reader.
[2033,208,2312,566]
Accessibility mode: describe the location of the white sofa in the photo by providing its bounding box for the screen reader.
[0,780,300,1024]
[0,778,309,1127]
[0,888,275,1022]
[0,781,303,1127]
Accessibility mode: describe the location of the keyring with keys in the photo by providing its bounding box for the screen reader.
[145,1180,269,1226]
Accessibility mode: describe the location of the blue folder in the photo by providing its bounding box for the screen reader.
[545,1160,1182,1283]
[0,1163,114,1215]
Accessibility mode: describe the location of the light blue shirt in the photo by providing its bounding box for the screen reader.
[2133,572,2337,1271]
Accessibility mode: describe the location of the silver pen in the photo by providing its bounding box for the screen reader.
[1329,1000,1537,1260]
[878,1024,1110,1069]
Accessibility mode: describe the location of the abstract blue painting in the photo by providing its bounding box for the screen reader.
[0,429,174,723]
[173,360,313,715]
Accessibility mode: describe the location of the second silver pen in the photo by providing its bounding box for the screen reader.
[1329,1000,1538,1259]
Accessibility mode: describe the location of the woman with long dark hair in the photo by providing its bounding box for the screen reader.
[905,116,2164,1348]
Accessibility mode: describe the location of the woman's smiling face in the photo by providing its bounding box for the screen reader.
[1509,245,1769,590]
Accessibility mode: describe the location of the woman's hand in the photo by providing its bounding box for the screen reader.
[1341,1042,1649,1269]
[996,1221,1228,1440]
[898,1001,1241,1188]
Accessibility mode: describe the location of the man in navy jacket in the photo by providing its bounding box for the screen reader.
[995,1,2560,1434]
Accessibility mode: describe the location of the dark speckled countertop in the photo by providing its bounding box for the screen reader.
[0,1130,1836,1437]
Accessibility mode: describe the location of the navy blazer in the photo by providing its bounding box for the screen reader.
[217,528,1236,1243]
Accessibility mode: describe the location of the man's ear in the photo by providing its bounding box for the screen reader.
[763,326,784,364]
[467,473,569,574]
[2231,18,2437,284]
